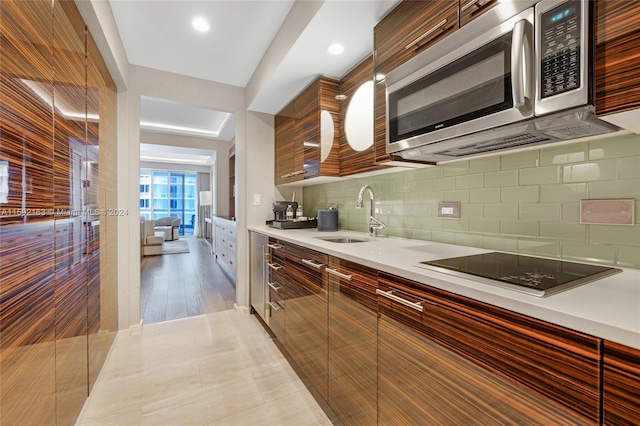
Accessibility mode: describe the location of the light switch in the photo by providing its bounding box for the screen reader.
[253,194,261,206]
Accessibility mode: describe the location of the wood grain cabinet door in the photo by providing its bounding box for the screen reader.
[374,0,458,76]
[378,273,601,425]
[274,103,295,185]
[284,243,328,399]
[326,258,378,425]
[603,340,640,425]
[459,0,499,27]
[266,239,286,345]
[595,0,640,115]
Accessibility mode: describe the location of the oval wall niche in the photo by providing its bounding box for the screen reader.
[320,109,334,163]
[344,80,374,152]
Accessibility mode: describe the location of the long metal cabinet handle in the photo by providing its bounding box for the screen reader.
[406,19,448,50]
[511,19,533,109]
[301,258,324,270]
[376,289,424,312]
[267,262,282,271]
[460,0,479,13]
[268,301,281,311]
[267,243,283,250]
[268,282,282,291]
[326,268,352,281]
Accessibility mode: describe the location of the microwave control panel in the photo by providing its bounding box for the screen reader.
[540,1,581,98]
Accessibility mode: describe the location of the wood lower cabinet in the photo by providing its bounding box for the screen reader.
[595,0,640,115]
[378,272,602,424]
[603,341,640,425]
[266,239,286,345]
[214,217,236,282]
[285,243,328,400]
[327,258,377,425]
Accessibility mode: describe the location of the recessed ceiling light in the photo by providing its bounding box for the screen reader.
[375,73,386,82]
[335,94,347,100]
[192,16,210,33]
[327,43,344,55]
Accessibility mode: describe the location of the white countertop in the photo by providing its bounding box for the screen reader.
[249,225,640,350]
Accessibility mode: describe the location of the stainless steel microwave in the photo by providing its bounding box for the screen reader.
[385,0,618,163]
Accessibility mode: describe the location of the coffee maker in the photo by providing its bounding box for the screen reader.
[272,201,298,221]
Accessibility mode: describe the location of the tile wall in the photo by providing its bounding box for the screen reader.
[304,133,640,269]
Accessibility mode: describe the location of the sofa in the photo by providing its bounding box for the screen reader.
[154,216,180,241]
[142,219,164,256]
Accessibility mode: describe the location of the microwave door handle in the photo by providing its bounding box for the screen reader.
[511,19,533,110]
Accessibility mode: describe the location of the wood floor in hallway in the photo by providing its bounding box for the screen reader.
[140,236,236,325]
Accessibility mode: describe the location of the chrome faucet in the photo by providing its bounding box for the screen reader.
[356,185,386,237]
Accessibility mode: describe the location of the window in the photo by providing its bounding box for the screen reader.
[139,170,197,235]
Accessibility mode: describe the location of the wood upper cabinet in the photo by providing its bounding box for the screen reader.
[595,0,640,115]
[284,242,328,399]
[372,0,458,167]
[459,0,499,27]
[326,257,377,424]
[373,0,458,76]
[274,77,340,185]
[274,102,295,185]
[338,55,386,176]
[603,340,640,425]
[377,272,602,424]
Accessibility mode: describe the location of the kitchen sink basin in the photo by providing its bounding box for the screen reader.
[314,236,371,244]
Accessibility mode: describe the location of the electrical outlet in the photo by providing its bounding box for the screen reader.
[253,194,261,206]
[580,199,634,225]
[438,202,461,218]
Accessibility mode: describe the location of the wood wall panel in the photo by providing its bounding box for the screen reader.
[0,221,55,348]
[379,272,602,423]
[603,340,640,425]
[595,0,640,115]
[1,0,118,422]
[0,0,54,218]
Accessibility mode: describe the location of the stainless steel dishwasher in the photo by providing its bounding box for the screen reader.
[249,232,269,324]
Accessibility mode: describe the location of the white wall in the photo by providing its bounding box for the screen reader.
[80,0,279,328]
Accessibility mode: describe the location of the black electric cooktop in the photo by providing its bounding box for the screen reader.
[416,252,622,297]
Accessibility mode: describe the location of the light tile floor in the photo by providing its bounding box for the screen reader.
[76,310,332,426]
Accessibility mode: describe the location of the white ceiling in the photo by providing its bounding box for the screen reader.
[140,143,216,166]
[108,0,401,151]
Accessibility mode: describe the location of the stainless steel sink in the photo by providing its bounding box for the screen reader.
[314,236,371,244]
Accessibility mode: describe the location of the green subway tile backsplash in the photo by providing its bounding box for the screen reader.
[302,134,640,269]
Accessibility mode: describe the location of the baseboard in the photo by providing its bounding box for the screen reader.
[234,304,251,315]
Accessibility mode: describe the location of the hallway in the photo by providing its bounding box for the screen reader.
[75,310,331,425]
[140,237,236,324]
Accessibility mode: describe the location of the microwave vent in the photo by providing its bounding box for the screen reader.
[543,123,614,140]
[436,133,551,157]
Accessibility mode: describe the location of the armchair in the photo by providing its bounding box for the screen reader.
[142,219,164,256]
[154,216,181,241]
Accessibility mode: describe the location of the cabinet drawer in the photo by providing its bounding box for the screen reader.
[378,272,602,423]
[374,0,458,75]
[603,340,640,425]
